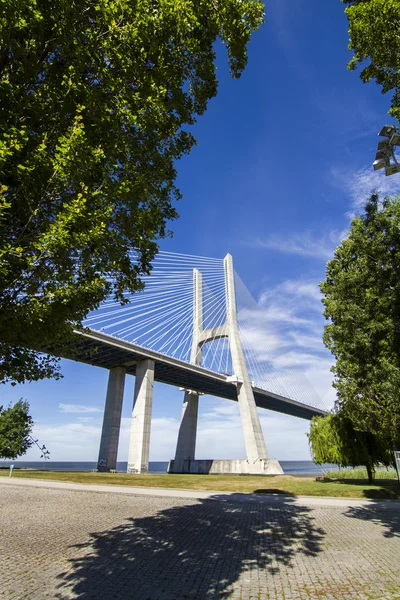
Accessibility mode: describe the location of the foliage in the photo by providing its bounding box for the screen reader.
[320,193,400,452]
[0,399,48,459]
[308,413,392,482]
[27,434,50,460]
[0,0,264,385]
[323,467,397,480]
[343,0,400,123]
[0,399,33,459]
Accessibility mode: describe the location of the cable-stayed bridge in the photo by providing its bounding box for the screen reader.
[67,251,327,475]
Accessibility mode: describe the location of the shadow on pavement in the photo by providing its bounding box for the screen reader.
[55,494,325,600]
[344,499,400,539]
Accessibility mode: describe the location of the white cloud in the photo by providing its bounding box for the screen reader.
[253,229,344,260]
[236,276,335,411]
[254,305,313,327]
[196,399,314,461]
[263,167,400,270]
[22,422,102,461]
[287,331,326,352]
[276,280,322,302]
[59,403,103,413]
[21,415,181,462]
[331,165,400,217]
[269,351,332,371]
[22,398,325,463]
[139,417,180,462]
[242,165,399,413]
[259,279,323,311]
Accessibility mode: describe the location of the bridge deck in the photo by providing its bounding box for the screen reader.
[63,329,326,420]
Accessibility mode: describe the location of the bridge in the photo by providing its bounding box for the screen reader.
[71,329,324,421]
[68,251,326,475]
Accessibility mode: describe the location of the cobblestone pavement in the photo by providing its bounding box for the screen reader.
[1,484,400,600]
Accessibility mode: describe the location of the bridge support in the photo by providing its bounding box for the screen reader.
[224,254,275,471]
[127,358,155,473]
[169,270,202,473]
[169,254,283,476]
[97,366,126,472]
[173,391,199,472]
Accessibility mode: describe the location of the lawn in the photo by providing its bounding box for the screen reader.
[1,468,399,499]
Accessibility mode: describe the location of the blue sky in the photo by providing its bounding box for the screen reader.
[3,0,400,464]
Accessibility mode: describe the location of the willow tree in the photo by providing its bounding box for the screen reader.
[0,0,264,385]
[309,413,392,483]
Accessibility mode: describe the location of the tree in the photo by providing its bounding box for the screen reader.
[343,0,400,123]
[0,399,49,459]
[309,413,392,483]
[0,400,33,459]
[320,193,400,454]
[0,0,264,385]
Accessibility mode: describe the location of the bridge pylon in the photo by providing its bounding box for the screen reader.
[169,254,283,475]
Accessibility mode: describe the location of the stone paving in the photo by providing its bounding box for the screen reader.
[1,483,400,600]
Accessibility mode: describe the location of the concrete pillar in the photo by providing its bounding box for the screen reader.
[173,391,199,471]
[172,270,202,471]
[97,366,126,472]
[127,358,155,473]
[190,269,203,365]
[224,254,269,463]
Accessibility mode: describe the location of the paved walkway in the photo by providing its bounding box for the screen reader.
[3,476,400,509]
[1,479,400,599]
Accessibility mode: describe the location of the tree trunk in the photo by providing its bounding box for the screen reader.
[366,463,374,484]
[393,448,400,483]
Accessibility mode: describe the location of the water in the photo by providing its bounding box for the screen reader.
[0,460,337,475]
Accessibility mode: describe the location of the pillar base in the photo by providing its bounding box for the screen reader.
[97,463,111,473]
[168,458,284,475]
[127,464,148,474]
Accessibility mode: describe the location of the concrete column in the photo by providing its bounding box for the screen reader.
[97,366,126,472]
[190,269,203,365]
[127,358,155,473]
[173,391,199,471]
[224,254,269,463]
[172,270,202,471]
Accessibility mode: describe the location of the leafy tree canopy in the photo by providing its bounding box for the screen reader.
[309,413,392,482]
[343,0,400,122]
[0,399,33,459]
[0,0,264,385]
[320,193,400,450]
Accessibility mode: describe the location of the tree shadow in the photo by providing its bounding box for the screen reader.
[253,489,295,495]
[344,499,400,539]
[321,477,400,500]
[363,483,400,499]
[55,494,325,600]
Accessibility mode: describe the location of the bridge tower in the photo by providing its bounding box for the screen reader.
[169,254,283,475]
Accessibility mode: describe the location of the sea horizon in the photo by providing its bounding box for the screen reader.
[0,460,337,475]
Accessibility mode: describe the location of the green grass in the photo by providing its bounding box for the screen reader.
[324,467,398,480]
[1,468,400,499]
